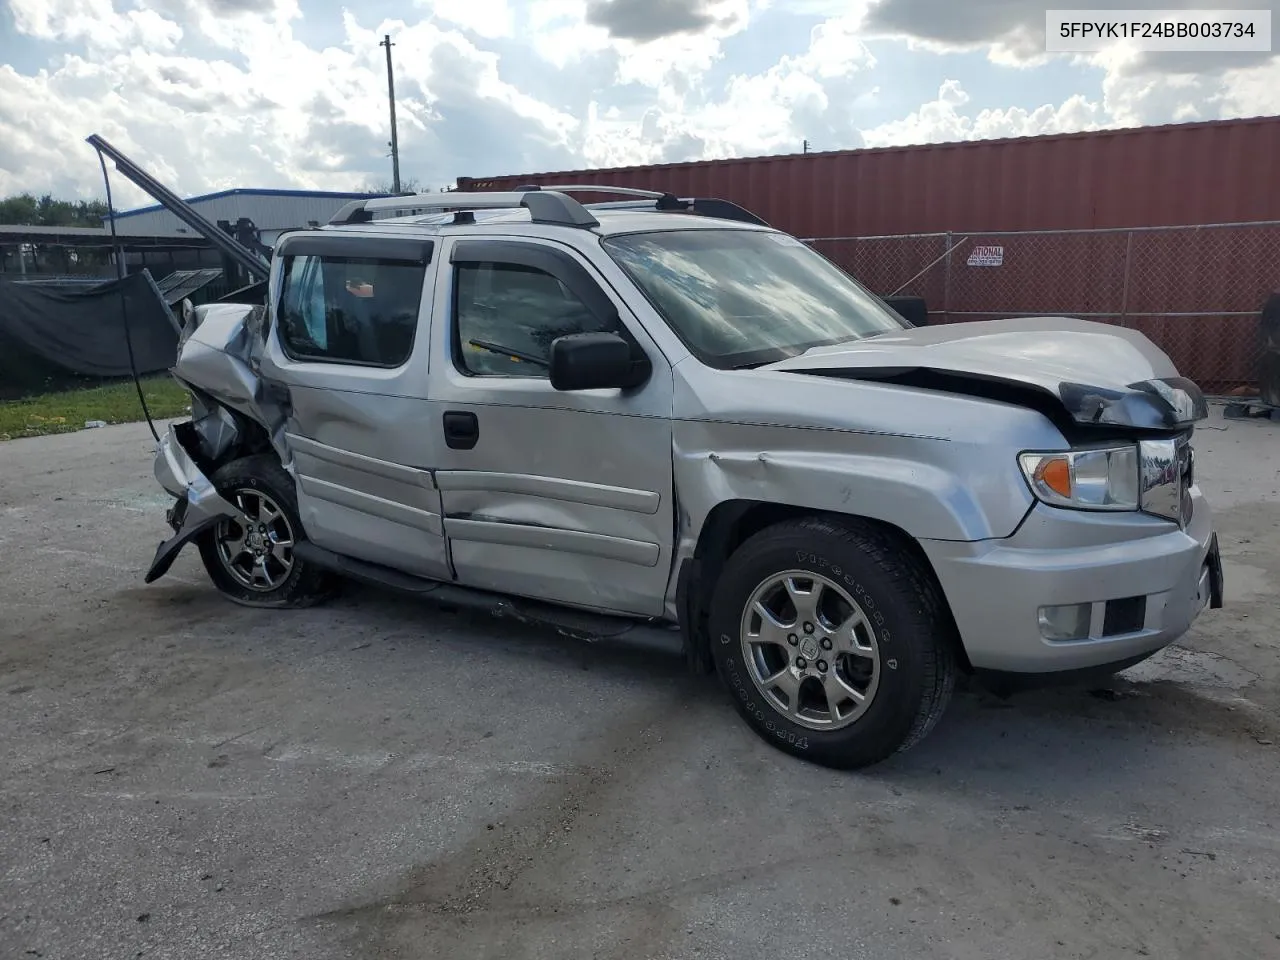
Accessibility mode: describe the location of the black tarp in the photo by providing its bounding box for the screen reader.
[0,272,178,400]
[1260,292,1280,407]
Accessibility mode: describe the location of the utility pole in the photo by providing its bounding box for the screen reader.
[803,139,810,154]
[380,33,402,194]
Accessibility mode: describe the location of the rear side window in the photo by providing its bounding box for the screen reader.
[277,254,425,367]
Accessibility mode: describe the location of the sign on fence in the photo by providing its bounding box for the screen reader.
[967,245,1004,267]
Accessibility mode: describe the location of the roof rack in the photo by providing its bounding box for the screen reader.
[328,189,603,228]
[581,196,770,227]
[326,184,771,229]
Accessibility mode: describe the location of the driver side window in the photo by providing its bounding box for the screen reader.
[453,261,619,378]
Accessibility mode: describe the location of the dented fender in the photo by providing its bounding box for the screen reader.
[145,424,246,583]
[659,365,1070,619]
[171,302,294,464]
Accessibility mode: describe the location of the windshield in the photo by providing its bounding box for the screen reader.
[601,228,908,368]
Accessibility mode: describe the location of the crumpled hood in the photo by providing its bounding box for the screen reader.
[763,316,1208,430]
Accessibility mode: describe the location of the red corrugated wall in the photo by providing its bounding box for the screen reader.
[458,117,1280,391]
[457,116,1280,235]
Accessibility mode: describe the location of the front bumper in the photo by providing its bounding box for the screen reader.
[921,487,1222,674]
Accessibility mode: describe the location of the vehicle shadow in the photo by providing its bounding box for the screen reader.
[332,580,1274,775]
[115,574,1274,802]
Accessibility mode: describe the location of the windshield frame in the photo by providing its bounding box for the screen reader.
[599,226,909,370]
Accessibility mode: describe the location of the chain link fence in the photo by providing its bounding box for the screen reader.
[806,221,1280,396]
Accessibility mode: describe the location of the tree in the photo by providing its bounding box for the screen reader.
[0,193,114,275]
[0,193,109,227]
[358,177,423,196]
[356,178,458,195]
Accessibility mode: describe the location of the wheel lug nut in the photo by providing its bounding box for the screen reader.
[803,622,815,634]
[787,634,798,646]
[820,638,832,651]
[796,657,807,669]
[816,659,828,673]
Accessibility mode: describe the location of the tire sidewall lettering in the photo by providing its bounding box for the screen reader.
[794,551,892,648]
[721,650,810,751]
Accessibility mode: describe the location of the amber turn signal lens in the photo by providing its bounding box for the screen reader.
[1034,457,1072,499]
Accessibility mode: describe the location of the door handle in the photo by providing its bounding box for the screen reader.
[442,410,479,450]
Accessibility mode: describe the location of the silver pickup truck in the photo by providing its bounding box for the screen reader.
[145,185,1224,769]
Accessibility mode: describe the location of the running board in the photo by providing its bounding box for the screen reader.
[293,541,678,643]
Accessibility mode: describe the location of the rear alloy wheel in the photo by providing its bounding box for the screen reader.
[708,516,957,769]
[197,454,336,608]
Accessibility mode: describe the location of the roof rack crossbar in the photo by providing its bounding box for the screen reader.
[532,184,667,199]
[517,184,688,211]
[580,196,770,227]
[328,190,600,228]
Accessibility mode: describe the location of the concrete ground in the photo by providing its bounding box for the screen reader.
[1,408,1278,960]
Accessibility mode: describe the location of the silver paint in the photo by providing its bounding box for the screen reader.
[154,423,242,529]
[765,315,1210,430]
[149,204,1221,675]
[920,486,1214,672]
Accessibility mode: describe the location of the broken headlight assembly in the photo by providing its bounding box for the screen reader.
[1018,437,1191,525]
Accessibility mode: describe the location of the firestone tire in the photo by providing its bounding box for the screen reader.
[708,516,957,770]
[196,454,337,609]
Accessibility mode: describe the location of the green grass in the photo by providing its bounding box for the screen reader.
[0,376,191,441]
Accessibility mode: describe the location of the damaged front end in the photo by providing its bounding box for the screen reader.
[764,316,1210,435]
[145,300,292,583]
[146,419,245,583]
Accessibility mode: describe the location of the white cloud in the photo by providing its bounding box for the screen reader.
[422,0,516,39]
[9,0,184,51]
[565,11,877,168]
[861,0,1280,71]
[860,79,1106,147]
[0,1,574,201]
[0,0,1276,206]
[1216,58,1280,118]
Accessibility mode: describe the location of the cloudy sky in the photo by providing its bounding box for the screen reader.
[0,0,1276,207]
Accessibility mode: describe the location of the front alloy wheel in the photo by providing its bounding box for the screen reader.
[213,488,296,592]
[740,571,880,730]
[196,453,335,608]
[708,516,957,770]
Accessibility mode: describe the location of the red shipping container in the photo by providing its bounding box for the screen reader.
[457,117,1280,391]
[457,116,1280,236]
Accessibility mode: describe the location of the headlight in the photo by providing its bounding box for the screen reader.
[1018,444,1140,511]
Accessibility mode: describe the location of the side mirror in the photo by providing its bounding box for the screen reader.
[549,332,651,391]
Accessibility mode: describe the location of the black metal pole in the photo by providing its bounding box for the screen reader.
[381,33,401,194]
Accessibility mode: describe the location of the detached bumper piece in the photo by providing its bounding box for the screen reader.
[144,424,244,584]
[1206,532,1225,609]
[144,501,224,584]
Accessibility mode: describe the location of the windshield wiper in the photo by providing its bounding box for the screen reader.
[468,339,548,367]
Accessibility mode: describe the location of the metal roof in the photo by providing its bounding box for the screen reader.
[153,268,225,304]
[109,188,392,221]
[0,224,206,243]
